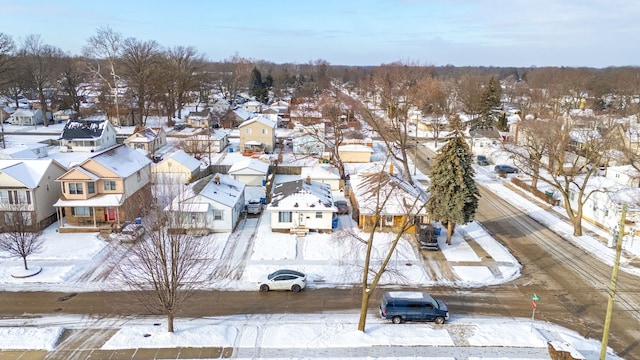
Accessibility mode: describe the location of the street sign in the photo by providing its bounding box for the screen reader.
[530,294,540,301]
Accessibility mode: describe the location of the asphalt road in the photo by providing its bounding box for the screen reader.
[1,145,639,359]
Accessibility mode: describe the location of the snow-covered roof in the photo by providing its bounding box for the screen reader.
[350,171,428,216]
[228,158,269,175]
[0,159,59,188]
[167,150,200,171]
[0,143,48,159]
[85,144,151,178]
[300,165,340,180]
[127,127,160,142]
[338,144,374,153]
[267,179,334,211]
[54,193,123,207]
[184,173,245,208]
[239,116,276,129]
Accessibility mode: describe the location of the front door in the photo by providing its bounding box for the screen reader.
[105,207,117,222]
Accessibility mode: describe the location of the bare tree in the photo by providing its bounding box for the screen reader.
[356,62,433,185]
[20,34,65,127]
[0,210,43,271]
[167,46,204,119]
[214,53,252,106]
[83,26,124,125]
[511,114,619,236]
[121,37,163,126]
[348,166,428,331]
[0,32,16,90]
[117,182,212,332]
[59,56,86,113]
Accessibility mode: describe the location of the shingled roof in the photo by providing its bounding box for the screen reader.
[59,119,108,140]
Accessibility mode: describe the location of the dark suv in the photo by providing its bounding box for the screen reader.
[476,155,489,166]
[379,291,449,324]
[494,164,518,174]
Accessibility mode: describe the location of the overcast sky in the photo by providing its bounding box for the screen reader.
[3,0,638,68]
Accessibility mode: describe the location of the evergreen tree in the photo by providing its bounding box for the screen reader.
[426,115,480,245]
[474,76,502,129]
[249,67,268,103]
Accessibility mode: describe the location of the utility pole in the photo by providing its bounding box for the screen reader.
[413,115,418,176]
[600,204,626,360]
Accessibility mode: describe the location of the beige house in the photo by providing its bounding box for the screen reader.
[239,116,277,153]
[0,159,66,230]
[338,144,374,163]
[53,144,152,233]
[124,127,167,155]
[186,110,212,129]
[152,149,201,185]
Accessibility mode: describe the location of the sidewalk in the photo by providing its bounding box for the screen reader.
[1,314,596,360]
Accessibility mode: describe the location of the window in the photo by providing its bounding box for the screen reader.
[69,183,83,195]
[315,212,322,219]
[278,211,292,223]
[214,210,223,221]
[137,171,141,181]
[72,207,93,217]
[87,182,95,194]
[385,215,394,224]
[246,128,252,134]
[104,181,116,191]
[262,128,267,135]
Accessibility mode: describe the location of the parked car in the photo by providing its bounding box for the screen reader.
[494,164,518,174]
[476,155,489,166]
[258,269,307,292]
[174,123,187,130]
[379,291,449,324]
[334,200,349,215]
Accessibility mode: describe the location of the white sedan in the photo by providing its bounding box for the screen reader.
[258,269,307,292]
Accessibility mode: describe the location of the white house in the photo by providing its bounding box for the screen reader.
[58,119,118,153]
[228,158,270,186]
[0,143,48,159]
[605,165,640,187]
[300,165,341,190]
[167,173,245,234]
[9,108,45,126]
[266,178,336,234]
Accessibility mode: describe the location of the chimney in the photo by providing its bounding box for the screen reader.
[306,176,311,185]
[214,175,220,185]
[389,163,394,175]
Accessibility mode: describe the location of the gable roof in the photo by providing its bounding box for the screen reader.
[85,144,151,178]
[238,116,276,129]
[228,158,269,175]
[0,159,62,188]
[167,150,200,171]
[268,179,334,211]
[185,173,244,208]
[350,171,428,216]
[59,119,110,140]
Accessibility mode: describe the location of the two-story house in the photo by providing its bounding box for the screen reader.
[124,127,167,155]
[0,159,66,230]
[53,144,152,232]
[186,110,212,129]
[239,116,276,154]
[58,119,118,153]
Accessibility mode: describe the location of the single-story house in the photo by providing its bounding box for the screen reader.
[228,158,270,186]
[166,173,245,234]
[9,108,45,126]
[266,178,336,234]
[338,144,374,163]
[300,165,341,190]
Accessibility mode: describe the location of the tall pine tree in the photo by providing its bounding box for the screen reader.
[426,114,480,245]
